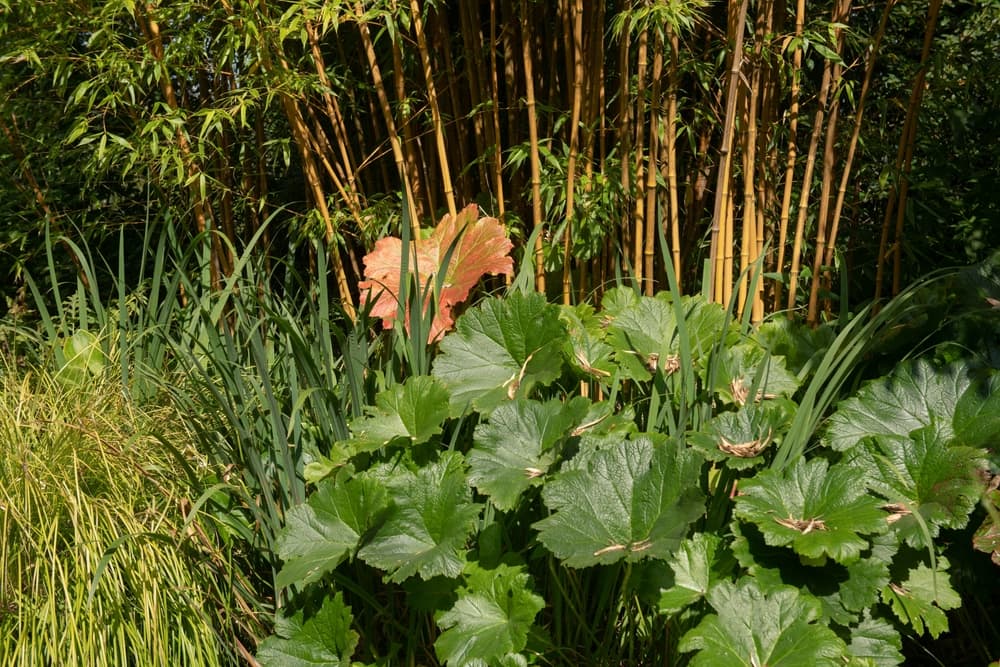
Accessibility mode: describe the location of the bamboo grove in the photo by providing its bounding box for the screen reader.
[1,0,947,323]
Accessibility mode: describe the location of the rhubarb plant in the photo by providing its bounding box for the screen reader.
[258,282,998,666]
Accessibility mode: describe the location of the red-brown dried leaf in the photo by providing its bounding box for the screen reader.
[358,205,514,342]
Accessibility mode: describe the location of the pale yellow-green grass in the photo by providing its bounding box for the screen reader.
[0,366,234,666]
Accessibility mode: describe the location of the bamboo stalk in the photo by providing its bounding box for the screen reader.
[709,0,749,304]
[722,186,736,306]
[488,0,506,220]
[785,2,840,314]
[753,0,776,324]
[643,32,664,296]
[283,98,357,318]
[561,0,585,305]
[520,0,546,293]
[579,0,604,301]
[632,26,649,292]
[751,0,776,323]
[773,0,805,312]
[305,114,369,242]
[666,27,682,292]
[389,15,434,220]
[824,0,896,315]
[435,7,473,199]
[806,0,852,326]
[135,3,216,289]
[354,2,419,233]
[250,0,355,315]
[888,0,942,298]
[738,61,757,316]
[459,1,489,195]
[617,14,633,274]
[410,0,458,216]
[305,19,363,216]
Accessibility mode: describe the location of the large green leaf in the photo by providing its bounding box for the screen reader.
[434,562,545,666]
[845,420,987,548]
[468,397,590,511]
[603,292,733,382]
[358,452,482,582]
[881,557,961,638]
[846,614,904,667]
[658,533,734,615]
[688,402,791,470]
[710,342,800,406]
[824,360,973,451]
[728,520,896,625]
[604,294,678,381]
[347,375,451,450]
[257,592,359,667]
[560,303,617,383]
[733,458,887,564]
[432,292,568,413]
[599,286,642,318]
[533,437,704,567]
[275,473,388,589]
[754,317,835,377]
[953,372,1000,448]
[678,579,846,666]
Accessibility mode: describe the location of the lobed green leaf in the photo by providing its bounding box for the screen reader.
[434,562,545,666]
[256,592,359,667]
[734,458,887,564]
[432,292,568,414]
[533,436,704,567]
[358,452,481,582]
[679,579,846,666]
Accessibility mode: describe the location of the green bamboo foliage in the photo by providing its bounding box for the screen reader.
[1,0,927,318]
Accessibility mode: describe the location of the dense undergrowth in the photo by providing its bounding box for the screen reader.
[0,364,259,665]
[1,218,998,665]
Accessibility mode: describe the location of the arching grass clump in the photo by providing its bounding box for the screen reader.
[0,365,246,666]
